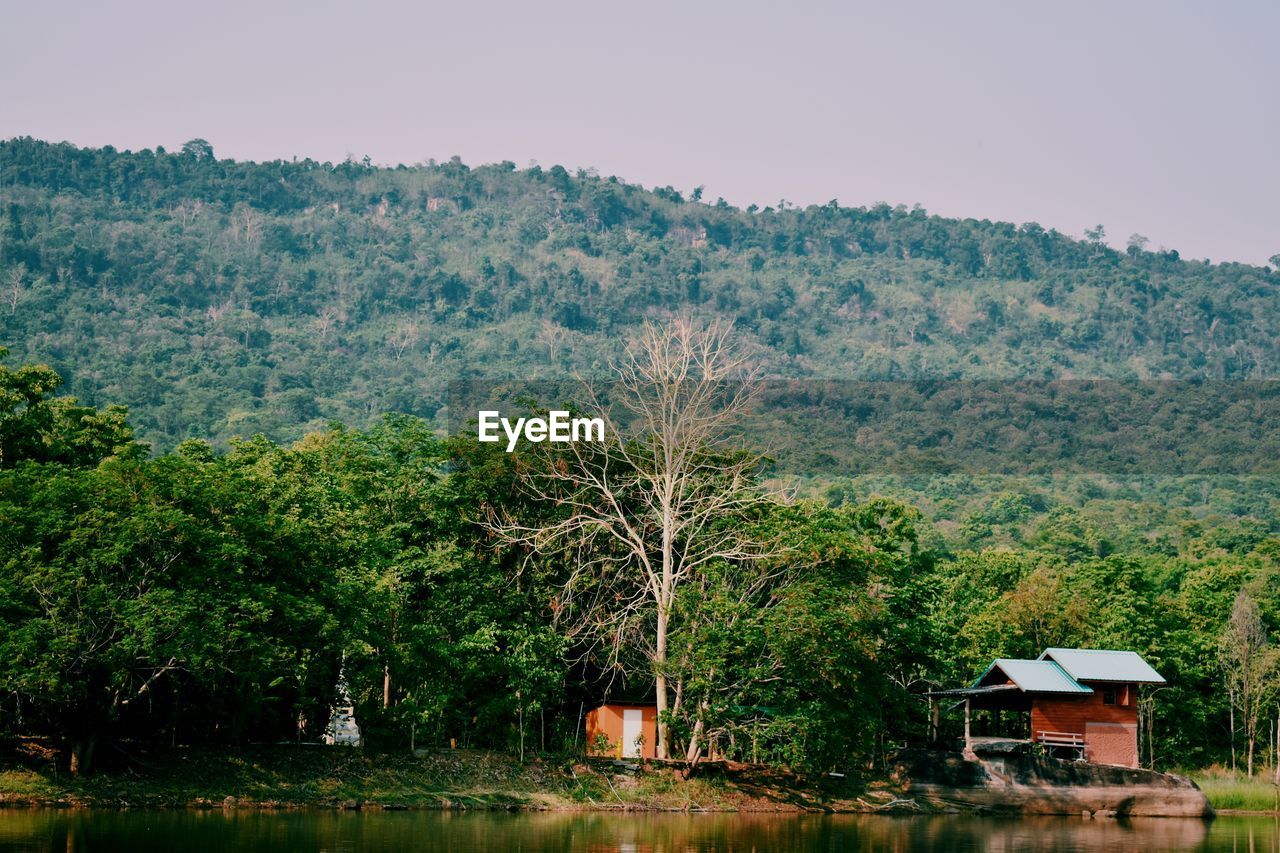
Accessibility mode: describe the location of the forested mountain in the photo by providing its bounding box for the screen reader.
[2,137,1278,451]
[3,138,1280,780]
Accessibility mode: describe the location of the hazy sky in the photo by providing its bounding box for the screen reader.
[3,0,1277,265]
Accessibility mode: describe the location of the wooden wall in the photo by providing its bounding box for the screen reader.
[584,704,658,759]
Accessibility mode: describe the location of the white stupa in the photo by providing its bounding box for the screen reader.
[323,667,363,746]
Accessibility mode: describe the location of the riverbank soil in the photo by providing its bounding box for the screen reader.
[1,739,1249,815]
[0,740,866,811]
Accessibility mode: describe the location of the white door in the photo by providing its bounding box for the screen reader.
[622,709,643,757]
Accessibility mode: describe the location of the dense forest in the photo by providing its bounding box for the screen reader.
[3,138,1279,452]
[2,140,1279,781]
[2,347,1278,779]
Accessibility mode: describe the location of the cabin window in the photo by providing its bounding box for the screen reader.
[1102,687,1118,705]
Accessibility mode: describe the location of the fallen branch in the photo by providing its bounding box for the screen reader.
[858,796,925,812]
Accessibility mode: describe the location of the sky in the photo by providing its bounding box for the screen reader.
[2,0,1277,265]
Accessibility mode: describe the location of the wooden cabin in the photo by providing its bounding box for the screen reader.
[584,703,658,759]
[931,648,1165,768]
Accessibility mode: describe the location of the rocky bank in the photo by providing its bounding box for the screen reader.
[892,741,1213,818]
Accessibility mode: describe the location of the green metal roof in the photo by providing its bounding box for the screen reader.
[1038,648,1166,684]
[972,658,1094,694]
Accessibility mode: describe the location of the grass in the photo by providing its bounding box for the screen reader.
[0,769,62,800]
[0,744,860,812]
[1189,766,1280,812]
[0,746,579,808]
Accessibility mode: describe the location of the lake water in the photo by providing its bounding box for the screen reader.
[0,810,1275,852]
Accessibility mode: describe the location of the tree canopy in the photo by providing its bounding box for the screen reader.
[1,354,1277,777]
[2,138,1277,454]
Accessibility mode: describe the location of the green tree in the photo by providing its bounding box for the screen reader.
[0,350,136,467]
[181,138,214,160]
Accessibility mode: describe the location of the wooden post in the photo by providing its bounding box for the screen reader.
[930,698,939,744]
[994,708,1001,737]
[964,698,971,750]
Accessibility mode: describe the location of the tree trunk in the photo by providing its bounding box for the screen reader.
[1271,712,1276,775]
[685,713,706,765]
[964,699,971,752]
[655,494,674,762]
[1152,701,1162,768]
[1229,696,1236,772]
[69,734,97,777]
[655,606,670,759]
[1274,712,1279,786]
[1244,696,1255,776]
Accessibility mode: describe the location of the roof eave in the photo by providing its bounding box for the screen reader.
[1077,677,1167,685]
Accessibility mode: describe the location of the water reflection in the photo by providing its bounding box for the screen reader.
[0,809,1273,852]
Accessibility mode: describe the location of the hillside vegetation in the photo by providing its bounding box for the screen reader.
[3,138,1278,451]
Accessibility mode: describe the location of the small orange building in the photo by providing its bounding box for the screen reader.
[932,648,1166,768]
[584,703,658,759]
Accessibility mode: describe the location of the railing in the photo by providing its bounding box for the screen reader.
[1036,731,1085,748]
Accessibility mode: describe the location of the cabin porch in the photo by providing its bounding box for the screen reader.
[927,684,1086,760]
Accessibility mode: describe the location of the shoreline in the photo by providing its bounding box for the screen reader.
[0,746,869,815]
[1,801,1276,816]
[1,746,1271,816]
[0,800,830,813]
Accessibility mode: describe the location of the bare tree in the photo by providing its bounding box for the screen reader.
[389,321,419,360]
[174,199,205,227]
[536,319,569,363]
[1137,684,1169,770]
[488,317,783,759]
[229,204,263,249]
[5,263,26,314]
[1219,591,1273,776]
[314,308,338,342]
